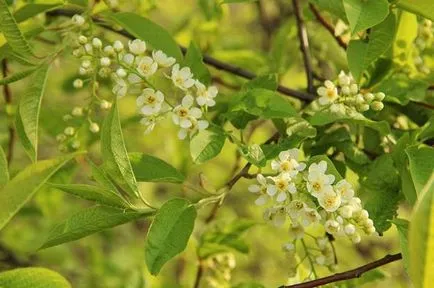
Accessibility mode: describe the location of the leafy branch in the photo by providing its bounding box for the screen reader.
[279,253,402,288]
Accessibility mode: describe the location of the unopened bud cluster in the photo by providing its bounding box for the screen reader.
[414,19,433,74]
[317,71,385,113]
[248,149,376,249]
[204,253,236,288]
[70,15,218,140]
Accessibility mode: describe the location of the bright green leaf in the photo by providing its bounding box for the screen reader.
[0,66,37,85]
[190,127,226,164]
[343,0,389,34]
[242,74,278,91]
[397,0,434,21]
[183,41,211,85]
[347,14,396,80]
[406,145,434,193]
[15,64,50,162]
[391,218,410,271]
[393,11,418,68]
[14,3,62,23]
[49,184,129,208]
[0,267,71,288]
[129,152,185,183]
[101,99,139,198]
[409,173,434,288]
[239,144,266,167]
[376,73,429,105]
[108,12,183,62]
[221,0,258,4]
[0,153,79,231]
[309,0,347,20]
[145,198,197,275]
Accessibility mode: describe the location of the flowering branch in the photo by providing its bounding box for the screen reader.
[292,0,315,94]
[1,59,15,165]
[279,253,402,288]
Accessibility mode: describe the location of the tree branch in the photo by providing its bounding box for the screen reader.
[292,0,315,94]
[2,59,15,165]
[279,253,402,288]
[309,4,347,50]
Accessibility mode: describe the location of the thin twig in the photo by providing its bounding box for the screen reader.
[309,4,347,50]
[1,59,15,165]
[280,253,402,288]
[292,0,315,94]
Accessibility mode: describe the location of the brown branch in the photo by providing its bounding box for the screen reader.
[309,4,347,50]
[412,100,434,110]
[280,253,402,288]
[2,59,15,165]
[292,0,315,94]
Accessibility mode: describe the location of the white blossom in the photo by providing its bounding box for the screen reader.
[271,149,306,177]
[128,39,146,55]
[318,190,342,212]
[136,56,158,78]
[112,76,128,97]
[172,95,202,129]
[195,81,218,107]
[171,64,195,90]
[152,50,176,67]
[136,88,164,116]
[317,80,339,105]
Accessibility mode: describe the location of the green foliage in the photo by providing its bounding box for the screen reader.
[0,0,34,58]
[396,0,434,21]
[0,66,37,85]
[109,12,183,62]
[129,152,185,183]
[409,173,434,288]
[15,64,50,162]
[101,100,140,199]
[391,219,409,270]
[199,219,256,259]
[145,198,197,275]
[307,155,343,181]
[343,0,389,34]
[14,3,62,23]
[0,153,79,231]
[309,0,347,20]
[362,155,401,233]
[183,41,211,85]
[41,206,153,249]
[0,267,71,288]
[190,127,226,163]
[0,147,8,188]
[406,145,434,194]
[347,14,396,81]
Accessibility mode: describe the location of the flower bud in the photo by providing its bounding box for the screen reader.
[98,67,111,78]
[73,79,83,89]
[113,40,124,52]
[100,100,112,110]
[56,134,66,142]
[63,114,72,121]
[375,92,385,101]
[350,83,359,94]
[78,35,88,45]
[371,101,384,111]
[72,107,83,117]
[84,43,93,54]
[64,127,75,136]
[350,233,361,244]
[89,122,100,133]
[103,45,115,56]
[344,224,356,235]
[92,37,102,49]
[128,39,146,55]
[116,68,127,78]
[81,60,91,69]
[357,103,370,112]
[71,14,85,26]
[71,140,81,149]
[78,67,88,75]
[341,85,350,95]
[363,93,375,103]
[100,57,111,67]
[72,48,83,57]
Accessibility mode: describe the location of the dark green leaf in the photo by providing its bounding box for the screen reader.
[129,152,185,183]
[14,3,62,23]
[0,66,37,85]
[242,74,278,91]
[15,64,50,162]
[309,0,347,20]
[183,41,211,85]
[145,198,197,275]
[0,267,71,288]
[41,206,152,249]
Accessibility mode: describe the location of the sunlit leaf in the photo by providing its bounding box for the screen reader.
[0,267,71,288]
[190,127,226,164]
[0,146,8,188]
[343,0,389,34]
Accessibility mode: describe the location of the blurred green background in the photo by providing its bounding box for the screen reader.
[0,0,411,287]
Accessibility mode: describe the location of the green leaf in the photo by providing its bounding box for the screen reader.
[233,283,265,288]
[239,144,266,167]
[337,141,370,165]
[67,0,88,7]
[261,136,304,160]
[229,88,296,119]
[221,0,258,3]
[199,219,255,259]
[15,64,50,162]
[406,145,434,194]
[393,11,418,68]
[285,117,317,139]
[190,127,226,164]
[145,198,197,275]
[307,155,343,181]
[309,106,390,135]
[396,0,434,21]
[0,146,8,188]
[101,99,139,198]
[309,0,347,20]
[14,3,62,23]
[418,116,434,142]
[41,206,152,249]
[376,73,429,105]
[269,20,297,74]
[183,41,211,85]
[49,184,129,208]
[242,74,278,91]
[129,152,185,183]
[0,66,37,85]
[108,12,183,62]
[88,159,118,192]
[391,219,409,271]
[0,0,34,57]
[347,14,396,80]
[408,173,434,288]
[0,267,71,288]
[0,153,79,231]
[362,154,400,233]
[343,0,389,34]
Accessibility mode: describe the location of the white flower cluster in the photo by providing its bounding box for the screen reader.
[204,253,236,288]
[317,71,385,113]
[248,149,376,246]
[70,15,218,140]
[414,19,433,74]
